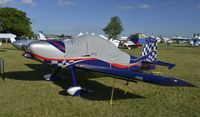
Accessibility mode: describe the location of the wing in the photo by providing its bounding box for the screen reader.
[74,61,195,87]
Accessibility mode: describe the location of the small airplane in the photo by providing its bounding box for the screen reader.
[20,34,195,96]
[76,32,84,37]
[123,33,145,49]
[189,36,200,46]
[155,36,173,43]
[171,36,189,44]
[171,36,200,46]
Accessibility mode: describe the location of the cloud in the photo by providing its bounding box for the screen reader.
[139,4,152,9]
[118,4,152,10]
[117,5,134,10]
[0,0,14,6]
[196,2,200,8]
[58,0,74,6]
[21,0,35,5]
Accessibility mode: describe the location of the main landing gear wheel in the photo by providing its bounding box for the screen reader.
[43,67,61,81]
[43,74,61,81]
[66,86,82,96]
[66,86,94,96]
[43,74,51,81]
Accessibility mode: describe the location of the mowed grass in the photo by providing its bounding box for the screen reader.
[0,43,200,117]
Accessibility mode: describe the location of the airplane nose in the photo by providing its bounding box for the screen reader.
[12,40,27,50]
[29,41,51,55]
[29,40,65,59]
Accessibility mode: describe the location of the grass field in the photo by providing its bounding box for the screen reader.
[0,43,200,117]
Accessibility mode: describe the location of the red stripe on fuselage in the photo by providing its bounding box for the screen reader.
[32,54,142,69]
[32,54,97,61]
[111,63,140,68]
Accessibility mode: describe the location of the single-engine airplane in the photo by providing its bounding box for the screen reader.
[21,34,195,96]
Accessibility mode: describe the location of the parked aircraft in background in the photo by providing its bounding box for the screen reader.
[154,36,173,43]
[76,32,84,37]
[0,33,16,43]
[123,33,145,49]
[171,36,200,46]
[120,36,128,41]
[21,34,195,96]
[98,34,120,47]
[189,36,200,46]
[38,31,46,40]
[171,36,188,44]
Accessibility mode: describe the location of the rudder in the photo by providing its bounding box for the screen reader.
[141,37,157,62]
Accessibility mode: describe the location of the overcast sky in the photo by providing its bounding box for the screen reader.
[1,0,200,37]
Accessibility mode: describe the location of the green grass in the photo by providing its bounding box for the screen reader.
[0,43,200,117]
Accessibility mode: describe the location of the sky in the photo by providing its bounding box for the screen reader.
[0,0,200,37]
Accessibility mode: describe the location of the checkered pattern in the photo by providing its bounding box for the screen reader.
[141,40,157,62]
[50,60,69,67]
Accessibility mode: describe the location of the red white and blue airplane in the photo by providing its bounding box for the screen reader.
[20,34,195,96]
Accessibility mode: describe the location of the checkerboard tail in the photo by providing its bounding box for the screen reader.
[141,38,157,62]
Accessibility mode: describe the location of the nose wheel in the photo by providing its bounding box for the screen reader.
[44,65,93,96]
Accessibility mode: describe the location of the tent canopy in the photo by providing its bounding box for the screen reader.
[0,33,16,39]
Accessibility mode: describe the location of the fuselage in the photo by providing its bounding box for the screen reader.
[23,37,156,71]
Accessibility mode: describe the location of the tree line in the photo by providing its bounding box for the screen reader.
[0,7,33,37]
[0,7,123,39]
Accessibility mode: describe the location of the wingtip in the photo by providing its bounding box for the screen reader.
[168,64,176,69]
[172,79,197,87]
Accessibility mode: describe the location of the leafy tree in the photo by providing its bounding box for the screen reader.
[103,16,123,40]
[0,21,3,32]
[0,7,33,37]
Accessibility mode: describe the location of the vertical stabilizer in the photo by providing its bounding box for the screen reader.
[10,37,16,43]
[141,37,157,62]
[38,31,46,40]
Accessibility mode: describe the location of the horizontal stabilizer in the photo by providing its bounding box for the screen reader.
[153,60,175,69]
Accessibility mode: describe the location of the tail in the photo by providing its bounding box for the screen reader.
[10,37,16,43]
[38,31,46,40]
[140,37,157,62]
[76,32,84,37]
[10,34,17,43]
[137,38,176,69]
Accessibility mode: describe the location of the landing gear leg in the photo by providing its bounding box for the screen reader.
[66,65,81,96]
[69,65,77,86]
[66,65,94,96]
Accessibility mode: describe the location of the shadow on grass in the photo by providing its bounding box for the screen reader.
[3,64,51,81]
[0,50,6,52]
[57,79,144,101]
[0,74,5,80]
[4,64,144,100]
[0,47,17,50]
